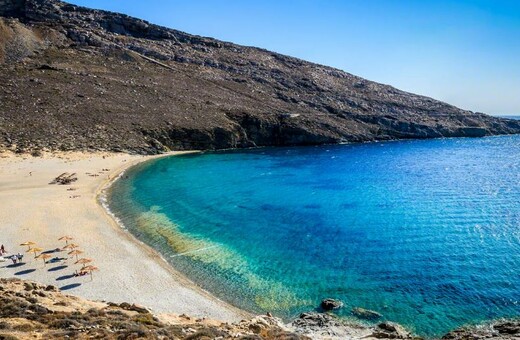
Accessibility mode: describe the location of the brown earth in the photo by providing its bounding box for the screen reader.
[1,0,519,155]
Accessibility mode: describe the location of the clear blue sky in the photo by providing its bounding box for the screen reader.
[69,0,520,115]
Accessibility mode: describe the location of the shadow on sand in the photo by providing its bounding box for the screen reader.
[60,283,81,291]
[15,269,36,275]
[42,248,61,255]
[3,262,25,268]
[56,274,75,281]
[48,265,68,272]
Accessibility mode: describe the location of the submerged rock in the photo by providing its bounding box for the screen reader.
[351,307,382,320]
[320,298,343,311]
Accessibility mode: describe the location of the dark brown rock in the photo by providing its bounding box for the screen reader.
[320,298,343,311]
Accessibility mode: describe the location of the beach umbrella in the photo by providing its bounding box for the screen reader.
[36,253,52,266]
[58,236,73,244]
[20,241,36,250]
[75,258,93,265]
[68,249,84,260]
[62,243,79,251]
[26,247,43,258]
[82,265,99,281]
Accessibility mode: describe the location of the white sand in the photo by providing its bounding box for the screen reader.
[0,151,250,322]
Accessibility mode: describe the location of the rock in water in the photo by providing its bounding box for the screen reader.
[351,307,383,320]
[321,298,344,310]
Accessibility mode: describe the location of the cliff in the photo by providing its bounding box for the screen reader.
[1,0,519,154]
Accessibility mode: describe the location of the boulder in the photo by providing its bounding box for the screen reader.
[372,321,414,339]
[295,312,341,328]
[320,298,343,311]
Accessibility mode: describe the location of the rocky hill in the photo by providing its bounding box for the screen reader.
[1,0,519,154]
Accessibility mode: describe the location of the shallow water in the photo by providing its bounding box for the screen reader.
[108,136,520,338]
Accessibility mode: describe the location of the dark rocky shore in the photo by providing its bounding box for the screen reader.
[1,0,520,154]
[0,278,518,339]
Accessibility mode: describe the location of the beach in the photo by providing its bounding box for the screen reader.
[0,150,249,322]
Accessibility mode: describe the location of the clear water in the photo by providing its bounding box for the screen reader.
[108,136,520,338]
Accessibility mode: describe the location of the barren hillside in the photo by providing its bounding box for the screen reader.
[0,0,519,154]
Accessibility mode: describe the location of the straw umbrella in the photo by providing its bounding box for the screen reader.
[58,236,73,245]
[36,253,52,266]
[62,244,74,251]
[26,247,43,258]
[81,265,99,281]
[20,241,36,250]
[75,258,93,265]
[62,243,79,251]
[68,249,84,260]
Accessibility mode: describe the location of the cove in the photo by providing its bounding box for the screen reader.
[108,135,520,338]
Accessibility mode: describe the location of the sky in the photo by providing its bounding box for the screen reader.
[69,0,520,115]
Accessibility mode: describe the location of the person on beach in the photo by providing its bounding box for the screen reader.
[17,253,23,262]
[0,244,5,255]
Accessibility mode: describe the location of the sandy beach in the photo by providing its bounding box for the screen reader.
[0,150,249,322]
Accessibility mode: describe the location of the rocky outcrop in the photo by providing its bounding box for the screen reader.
[292,312,375,339]
[0,278,307,339]
[0,278,419,339]
[372,321,418,339]
[442,320,520,339]
[2,278,518,339]
[292,312,422,339]
[0,0,519,154]
[320,298,344,311]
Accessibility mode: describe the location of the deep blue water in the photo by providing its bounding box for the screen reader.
[108,136,520,338]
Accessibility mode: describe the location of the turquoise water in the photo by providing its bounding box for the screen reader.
[108,136,520,338]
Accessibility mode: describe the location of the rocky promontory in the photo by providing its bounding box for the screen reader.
[442,320,520,340]
[1,0,519,154]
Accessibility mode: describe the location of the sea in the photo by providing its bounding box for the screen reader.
[108,134,520,338]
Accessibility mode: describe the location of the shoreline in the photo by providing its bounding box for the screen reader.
[1,149,518,339]
[0,150,251,322]
[97,151,254,319]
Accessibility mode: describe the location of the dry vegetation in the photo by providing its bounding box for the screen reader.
[0,278,307,339]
